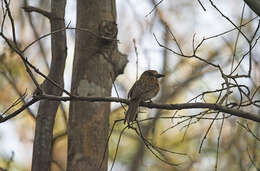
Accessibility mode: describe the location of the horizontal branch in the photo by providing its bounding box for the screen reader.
[1,94,259,123]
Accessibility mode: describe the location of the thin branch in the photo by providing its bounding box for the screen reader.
[51,159,65,171]
[22,6,51,19]
[146,0,164,17]
[1,91,26,116]
[199,112,220,153]
[53,131,67,144]
[0,97,38,122]
[215,113,225,171]
[0,61,36,119]
[0,33,71,96]
[0,34,42,93]
[208,0,249,42]
[247,147,260,170]
[99,119,124,170]
[237,121,260,142]
[109,123,128,171]
[197,0,206,11]
[22,23,70,52]
[3,0,17,45]
[133,39,139,80]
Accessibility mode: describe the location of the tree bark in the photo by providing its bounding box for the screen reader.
[244,0,260,16]
[67,0,127,171]
[31,1,67,171]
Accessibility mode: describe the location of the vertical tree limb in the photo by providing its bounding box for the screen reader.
[31,0,67,170]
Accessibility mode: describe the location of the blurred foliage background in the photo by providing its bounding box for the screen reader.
[0,0,259,170]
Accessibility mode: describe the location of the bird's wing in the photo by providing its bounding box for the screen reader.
[127,80,140,99]
[128,78,158,100]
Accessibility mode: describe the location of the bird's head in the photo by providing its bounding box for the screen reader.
[141,70,165,78]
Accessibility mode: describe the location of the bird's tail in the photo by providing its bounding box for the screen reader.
[124,99,141,125]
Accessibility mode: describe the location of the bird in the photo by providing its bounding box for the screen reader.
[124,70,165,126]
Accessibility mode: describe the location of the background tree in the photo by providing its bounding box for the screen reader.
[67,0,126,170]
[0,0,259,171]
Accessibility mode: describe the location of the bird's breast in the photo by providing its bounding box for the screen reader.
[142,77,159,101]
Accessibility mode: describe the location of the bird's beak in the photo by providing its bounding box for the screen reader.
[155,74,165,78]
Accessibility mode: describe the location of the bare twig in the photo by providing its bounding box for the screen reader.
[3,0,17,45]
[197,0,206,11]
[133,39,139,80]
[237,121,260,142]
[146,0,164,17]
[22,6,51,19]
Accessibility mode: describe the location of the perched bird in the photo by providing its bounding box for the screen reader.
[124,70,165,126]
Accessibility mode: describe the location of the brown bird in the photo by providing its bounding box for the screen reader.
[124,70,165,126]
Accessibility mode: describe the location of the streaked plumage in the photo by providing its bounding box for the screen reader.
[124,70,164,126]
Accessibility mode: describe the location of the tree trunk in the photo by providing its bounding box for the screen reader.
[67,0,127,171]
[244,0,260,16]
[31,1,67,171]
